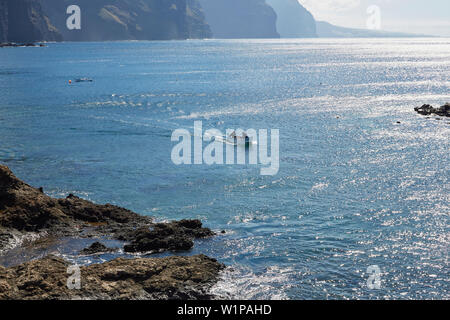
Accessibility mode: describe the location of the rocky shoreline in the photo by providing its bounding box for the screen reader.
[0,43,46,48]
[0,165,224,299]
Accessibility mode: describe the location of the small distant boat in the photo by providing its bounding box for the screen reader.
[227,132,256,147]
[75,78,93,83]
[204,131,257,147]
[232,135,251,147]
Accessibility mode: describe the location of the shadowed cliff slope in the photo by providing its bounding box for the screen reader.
[199,0,279,39]
[40,0,211,41]
[0,0,62,42]
[266,0,316,38]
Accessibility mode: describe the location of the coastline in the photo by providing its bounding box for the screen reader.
[0,165,224,300]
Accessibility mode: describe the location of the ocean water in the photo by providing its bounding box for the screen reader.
[0,38,449,299]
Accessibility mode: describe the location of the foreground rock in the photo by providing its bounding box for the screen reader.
[0,254,224,300]
[414,103,450,117]
[0,165,222,300]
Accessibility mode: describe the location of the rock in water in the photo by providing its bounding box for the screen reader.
[414,103,450,117]
[0,254,224,300]
[80,242,117,255]
[124,220,215,253]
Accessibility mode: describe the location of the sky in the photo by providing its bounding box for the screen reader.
[300,0,450,36]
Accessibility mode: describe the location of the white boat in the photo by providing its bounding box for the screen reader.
[209,133,257,146]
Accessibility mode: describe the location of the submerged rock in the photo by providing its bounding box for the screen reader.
[124,220,214,253]
[80,242,117,255]
[414,103,450,117]
[0,254,224,300]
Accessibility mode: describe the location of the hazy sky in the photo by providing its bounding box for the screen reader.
[300,0,450,36]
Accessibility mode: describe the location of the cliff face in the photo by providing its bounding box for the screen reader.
[0,0,62,43]
[198,0,279,39]
[266,0,316,38]
[0,1,7,42]
[40,0,211,41]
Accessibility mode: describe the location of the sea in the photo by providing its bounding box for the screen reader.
[0,38,448,299]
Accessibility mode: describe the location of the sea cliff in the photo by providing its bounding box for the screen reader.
[0,0,62,43]
[266,0,317,38]
[199,0,279,39]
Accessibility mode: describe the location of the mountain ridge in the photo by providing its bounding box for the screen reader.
[316,21,432,38]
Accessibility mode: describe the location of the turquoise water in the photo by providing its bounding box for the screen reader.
[0,39,449,299]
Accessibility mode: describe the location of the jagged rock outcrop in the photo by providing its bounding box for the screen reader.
[266,0,316,38]
[0,254,224,299]
[0,164,148,234]
[0,0,62,43]
[40,0,211,41]
[0,165,214,253]
[199,0,279,39]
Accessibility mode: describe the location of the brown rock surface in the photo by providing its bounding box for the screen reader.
[0,254,224,300]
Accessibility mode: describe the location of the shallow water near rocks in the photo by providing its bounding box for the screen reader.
[0,39,449,299]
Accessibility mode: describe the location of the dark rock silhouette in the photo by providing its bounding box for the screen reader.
[80,242,117,255]
[414,103,450,117]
